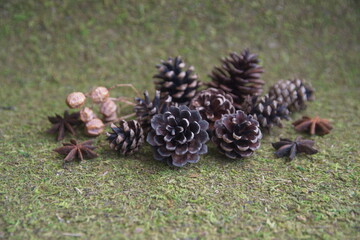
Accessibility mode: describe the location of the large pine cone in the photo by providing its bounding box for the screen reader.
[246,95,290,131]
[154,56,200,105]
[134,90,173,134]
[212,110,262,159]
[189,88,235,131]
[106,120,144,155]
[147,105,209,167]
[268,78,315,112]
[208,49,264,109]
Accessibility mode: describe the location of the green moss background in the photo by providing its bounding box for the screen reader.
[0,0,359,239]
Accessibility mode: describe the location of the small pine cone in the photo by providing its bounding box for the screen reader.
[239,95,257,114]
[212,110,262,159]
[147,105,209,167]
[208,49,265,109]
[106,120,144,155]
[189,88,235,131]
[134,90,173,134]
[154,56,200,105]
[268,78,315,112]
[250,95,290,131]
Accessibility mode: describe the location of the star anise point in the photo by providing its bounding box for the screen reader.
[272,136,318,161]
[54,139,98,163]
[47,110,82,141]
[293,116,332,136]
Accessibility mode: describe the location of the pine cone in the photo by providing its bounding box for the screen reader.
[134,90,173,134]
[268,78,315,112]
[208,49,265,109]
[147,105,209,167]
[189,88,235,131]
[248,95,290,131]
[212,110,262,159]
[106,120,144,155]
[154,56,200,105]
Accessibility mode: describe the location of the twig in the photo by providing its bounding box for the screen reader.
[108,83,141,98]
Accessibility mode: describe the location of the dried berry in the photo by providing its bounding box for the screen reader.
[147,105,209,167]
[292,116,332,136]
[90,86,109,103]
[66,92,86,109]
[54,139,98,162]
[85,118,105,136]
[80,107,97,123]
[47,111,82,141]
[100,99,117,122]
[272,137,318,161]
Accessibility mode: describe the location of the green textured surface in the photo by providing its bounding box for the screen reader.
[0,0,359,239]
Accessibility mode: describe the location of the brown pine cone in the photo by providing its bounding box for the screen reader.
[268,78,315,112]
[154,56,200,105]
[134,90,173,134]
[212,110,262,159]
[106,120,144,155]
[247,95,290,131]
[189,88,235,131]
[146,105,209,167]
[208,49,265,109]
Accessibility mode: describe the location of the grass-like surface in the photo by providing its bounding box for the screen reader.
[1,1,359,239]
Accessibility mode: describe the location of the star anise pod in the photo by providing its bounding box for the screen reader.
[272,137,318,161]
[47,111,82,141]
[292,116,332,136]
[53,139,98,162]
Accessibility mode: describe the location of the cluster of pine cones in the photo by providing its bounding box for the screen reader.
[105,49,315,167]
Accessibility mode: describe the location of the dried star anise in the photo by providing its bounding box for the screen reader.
[53,139,98,162]
[272,137,318,161]
[47,111,82,141]
[292,116,332,136]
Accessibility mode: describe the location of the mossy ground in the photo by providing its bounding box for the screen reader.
[0,1,359,239]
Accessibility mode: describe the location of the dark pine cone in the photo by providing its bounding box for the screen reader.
[134,90,173,134]
[154,56,200,105]
[106,120,144,155]
[242,95,290,131]
[147,105,209,167]
[212,110,262,159]
[208,49,265,109]
[268,78,315,112]
[189,88,235,131]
